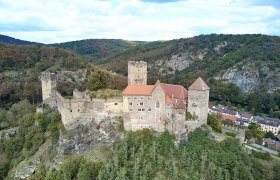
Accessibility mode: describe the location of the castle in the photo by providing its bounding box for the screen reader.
[40,61,209,134]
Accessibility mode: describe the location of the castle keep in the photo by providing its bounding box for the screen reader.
[40,61,209,133]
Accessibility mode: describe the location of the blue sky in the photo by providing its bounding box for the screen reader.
[0,0,279,43]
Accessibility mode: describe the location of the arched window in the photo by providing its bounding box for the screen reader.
[156,101,160,108]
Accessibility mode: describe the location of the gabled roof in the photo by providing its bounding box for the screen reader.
[189,77,209,91]
[159,83,188,100]
[122,80,188,104]
[122,85,155,96]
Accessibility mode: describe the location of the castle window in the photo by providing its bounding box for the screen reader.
[115,103,118,105]
[129,102,132,105]
[130,109,132,111]
[156,101,160,108]
[142,109,145,111]
[140,102,144,106]
[134,97,137,99]
[138,109,141,111]
[148,108,151,111]
[70,110,72,112]
[78,109,80,112]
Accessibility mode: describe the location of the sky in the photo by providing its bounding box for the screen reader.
[0,0,280,44]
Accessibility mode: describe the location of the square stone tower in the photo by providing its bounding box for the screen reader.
[40,71,57,107]
[128,61,147,85]
[187,77,209,125]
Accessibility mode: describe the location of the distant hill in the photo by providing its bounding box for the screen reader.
[0,34,42,45]
[50,39,145,61]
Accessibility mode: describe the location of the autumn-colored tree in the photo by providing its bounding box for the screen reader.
[87,70,111,91]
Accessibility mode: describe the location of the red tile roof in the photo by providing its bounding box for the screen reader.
[222,114,238,121]
[189,77,209,91]
[165,95,173,104]
[122,80,188,105]
[122,85,155,96]
[159,83,188,100]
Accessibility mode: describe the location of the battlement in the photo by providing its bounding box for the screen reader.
[128,61,147,68]
[40,71,57,82]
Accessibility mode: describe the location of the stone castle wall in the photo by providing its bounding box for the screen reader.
[128,61,147,85]
[56,91,122,129]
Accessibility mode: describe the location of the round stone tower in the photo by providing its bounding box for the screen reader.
[187,77,210,125]
[128,61,147,85]
[40,71,57,107]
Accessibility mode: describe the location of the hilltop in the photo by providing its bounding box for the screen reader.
[0,34,42,45]
[50,39,145,61]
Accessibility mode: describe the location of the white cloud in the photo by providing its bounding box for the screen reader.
[0,0,279,43]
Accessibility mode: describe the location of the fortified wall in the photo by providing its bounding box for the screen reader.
[56,90,123,129]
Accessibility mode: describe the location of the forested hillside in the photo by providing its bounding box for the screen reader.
[51,39,145,61]
[27,128,280,180]
[0,43,88,109]
[0,34,42,45]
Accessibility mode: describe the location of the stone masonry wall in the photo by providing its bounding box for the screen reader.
[187,89,209,131]
[56,92,122,129]
[40,72,57,101]
[128,61,147,85]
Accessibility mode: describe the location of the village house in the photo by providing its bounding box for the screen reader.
[252,117,280,135]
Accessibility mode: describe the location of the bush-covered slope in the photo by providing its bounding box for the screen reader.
[50,39,145,61]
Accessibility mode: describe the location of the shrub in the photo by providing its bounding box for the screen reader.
[225,131,236,137]
[207,114,222,133]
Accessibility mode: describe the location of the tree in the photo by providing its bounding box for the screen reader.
[87,70,111,91]
[264,131,275,140]
[207,114,222,133]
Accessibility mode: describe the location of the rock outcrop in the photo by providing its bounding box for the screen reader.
[217,61,280,93]
[150,51,207,75]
